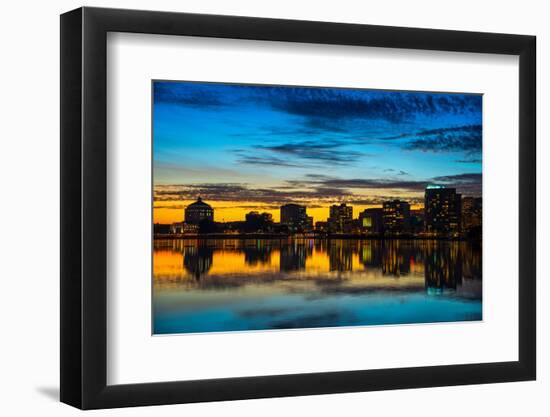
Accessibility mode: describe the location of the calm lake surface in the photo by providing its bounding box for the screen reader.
[153,238,482,334]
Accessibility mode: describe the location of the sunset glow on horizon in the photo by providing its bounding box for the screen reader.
[153,199,425,224]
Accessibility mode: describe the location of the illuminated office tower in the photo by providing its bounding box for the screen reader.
[382,200,411,234]
[328,203,353,233]
[424,186,462,235]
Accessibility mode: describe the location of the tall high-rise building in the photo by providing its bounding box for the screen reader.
[424,186,462,235]
[382,200,411,234]
[280,203,310,232]
[358,208,384,234]
[184,197,214,224]
[328,203,353,233]
[462,196,482,232]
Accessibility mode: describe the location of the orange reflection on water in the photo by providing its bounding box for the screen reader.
[208,250,280,275]
[152,238,482,300]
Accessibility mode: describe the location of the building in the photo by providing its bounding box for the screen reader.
[462,197,482,232]
[306,216,314,231]
[184,197,214,225]
[244,211,274,233]
[424,186,462,235]
[169,222,199,235]
[382,200,411,234]
[328,203,353,233]
[315,221,328,233]
[410,208,425,234]
[280,203,310,232]
[153,223,171,235]
[358,208,384,234]
[170,222,185,234]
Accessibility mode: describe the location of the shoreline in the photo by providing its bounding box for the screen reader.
[153,233,481,241]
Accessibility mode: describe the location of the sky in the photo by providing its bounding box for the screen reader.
[153,81,482,224]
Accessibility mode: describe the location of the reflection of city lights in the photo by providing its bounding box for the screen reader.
[153,239,480,299]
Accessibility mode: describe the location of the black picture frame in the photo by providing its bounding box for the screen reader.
[60,6,536,410]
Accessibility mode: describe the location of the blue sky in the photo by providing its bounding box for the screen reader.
[153,80,481,217]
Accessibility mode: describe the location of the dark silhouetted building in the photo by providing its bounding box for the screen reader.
[170,222,199,235]
[410,208,425,234]
[328,203,353,233]
[358,208,384,234]
[383,200,411,234]
[462,197,482,231]
[424,186,461,235]
[244,211,274,233]
[315,221,328,233]
[154,223,171,235]
[280,203,310,233]
[184,197,214,225]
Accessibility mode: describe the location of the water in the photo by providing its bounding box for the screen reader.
[153,238,482,334]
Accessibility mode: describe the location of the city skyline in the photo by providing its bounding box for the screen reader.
[159,187,481,239]
[153,81,482,224]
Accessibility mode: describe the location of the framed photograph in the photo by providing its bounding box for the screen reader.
[60,7,536,409]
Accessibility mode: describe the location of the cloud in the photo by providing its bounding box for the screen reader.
[232,139,368,168]
[155,171,481,205]
[261,88,481,125]
[404,124,482,154]
[288,172,482,196]
[154,82,224,107]
[384,168,409,176]
[235,155,303,168]
[456,157,482,164]
[432,173,481,183]
[416,125,481,136]
[302,117,348,133]
[154,183,348,204]
[154,204,188,210]
[256,140,365,165]
[155,82,481,133]
[431,173,482,195]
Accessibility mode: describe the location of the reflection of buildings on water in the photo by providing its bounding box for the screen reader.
[243,245,272,266]
[462,197,483,238]
[182,244,214,280]
[328,240,354,272]
[280,241,311,271]
[381,240,412,276]
[154,238,481,297]
[358,241,383,268]
[423,242,463,294]
[313,238,329,253]
[461,240,482,281]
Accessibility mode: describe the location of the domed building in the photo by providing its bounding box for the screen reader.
[184,197,214,225]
